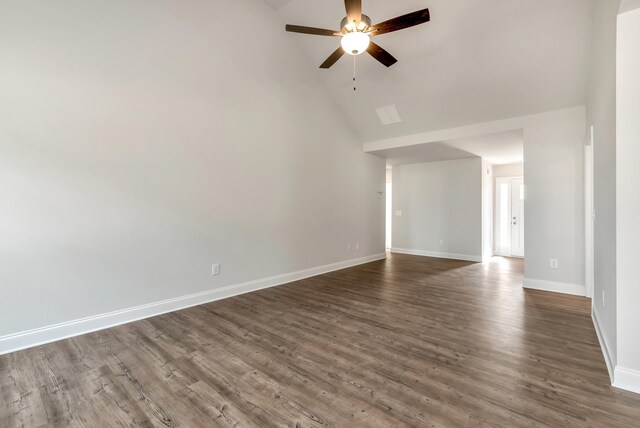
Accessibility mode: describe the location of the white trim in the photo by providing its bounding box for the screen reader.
[614,366,640,395]
[585,136,595,299]
[592,308,615,382]
[391,248,482,262]
[0,253,387,356]
[523,277,586,296]
[592,308,640,395]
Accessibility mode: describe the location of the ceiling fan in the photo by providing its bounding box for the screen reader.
[285,0,431,69]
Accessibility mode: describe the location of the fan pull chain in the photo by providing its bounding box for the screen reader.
[353,55,357,91]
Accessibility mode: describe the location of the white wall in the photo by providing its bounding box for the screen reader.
[587,0,621,372]
[0,0,385,346]
[523,109,585,291]
[391,158,482,261]
[615,4,640,392]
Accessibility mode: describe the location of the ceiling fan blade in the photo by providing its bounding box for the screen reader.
[285,24,338,36]
[344,0,362,25]
[366,41,397,67]
[370,8,430,36]
[320,47,346,69]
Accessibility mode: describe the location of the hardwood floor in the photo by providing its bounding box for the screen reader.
[1,254,639,427]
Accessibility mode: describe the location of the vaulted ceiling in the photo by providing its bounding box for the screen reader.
[265,0,594,143]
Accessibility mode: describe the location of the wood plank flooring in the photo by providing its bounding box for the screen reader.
[2,254,639,427]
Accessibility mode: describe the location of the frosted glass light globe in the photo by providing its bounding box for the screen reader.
[341,31,370,55]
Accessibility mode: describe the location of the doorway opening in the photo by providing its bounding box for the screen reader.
[495,176,525,258]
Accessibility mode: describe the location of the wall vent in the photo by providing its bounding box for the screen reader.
[375,104,402,125]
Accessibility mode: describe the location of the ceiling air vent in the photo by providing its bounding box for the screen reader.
[375,104,402,125]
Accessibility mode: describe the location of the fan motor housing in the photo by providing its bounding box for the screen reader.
[340,14,372,33]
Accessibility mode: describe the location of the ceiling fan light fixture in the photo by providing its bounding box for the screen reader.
[341,31,370,55]
[285,3,430,69]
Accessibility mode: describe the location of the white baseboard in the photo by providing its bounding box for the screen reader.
[391,248,482,263]
[0,253,387,356]
[614,366,640,395]
[592,309,640,395]
[592,308,615,382]
[522,277,586,297]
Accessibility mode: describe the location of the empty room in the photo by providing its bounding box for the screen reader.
[2,0,640,426]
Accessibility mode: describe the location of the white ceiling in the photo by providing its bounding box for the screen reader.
[373,142,477,167]
[268,0,594,142]
[442,130,524,165]
[370,130,523,167]
[263,0,293,9]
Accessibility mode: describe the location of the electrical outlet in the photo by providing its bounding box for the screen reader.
[602,290,605,307]
[212,264,220,276]
[347,244,351,250]
[550,259,558,269]
[395,210,403,216]
[355,243,360,250]
[439,239,445,246]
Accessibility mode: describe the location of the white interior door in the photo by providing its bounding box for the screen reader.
[495,176,525,257]
[510,178,525,257]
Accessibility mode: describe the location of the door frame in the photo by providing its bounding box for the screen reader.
[585,126,594,299]
[495,176,524,258]
[510,177,525,257]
